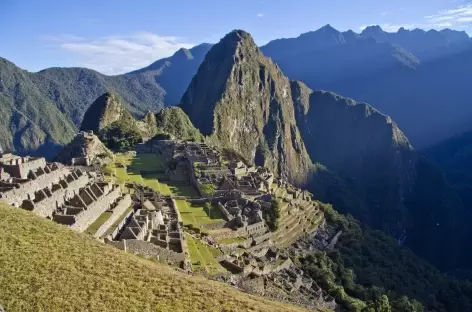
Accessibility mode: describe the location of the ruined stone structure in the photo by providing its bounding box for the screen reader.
[20,169,90,218]
[0,163,74,207]
[93,195,133,239]
[177,142,220,165]
[0,154,47,179]
[53,182,130,233]
[109,187,187,265]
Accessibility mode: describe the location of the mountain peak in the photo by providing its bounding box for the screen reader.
[361,25,384,34]
[80,91,130,132]
[320,24,337,31]
[180,30,313,185]
[173,47,194,60]
[221,29,255,46]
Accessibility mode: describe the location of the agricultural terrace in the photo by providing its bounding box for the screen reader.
[185,233,226,274]
[175,200,225,227]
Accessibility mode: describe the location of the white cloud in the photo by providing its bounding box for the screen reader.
[42,32,194,75]
[425,3,472,26]
[257,13,264,18]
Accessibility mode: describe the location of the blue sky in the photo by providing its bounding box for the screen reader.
[2,0,472,74]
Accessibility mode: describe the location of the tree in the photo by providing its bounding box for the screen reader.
[200,183,217,218]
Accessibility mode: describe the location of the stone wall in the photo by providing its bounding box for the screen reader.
[94,194,132,238]
[252,231,272,245]
[2,157,47,179]
[199,221,227,230]
[21,172,89,218]
[69,186,122,233]
[71,157,90,166]
[107,209,134,240]
[109,239,185,264]
[0,166,71,207]
[246,221,266,236]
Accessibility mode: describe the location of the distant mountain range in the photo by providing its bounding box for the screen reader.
[261,25,472,147]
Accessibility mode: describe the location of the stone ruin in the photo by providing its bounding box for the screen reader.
[19,168,90,218]
[108,186,188,266]
[53,182,130,233]
[219,197,265,230]
[0,152,130,235]
[179,141,220,165]
[220,247,292,276]
[0,154,47,179]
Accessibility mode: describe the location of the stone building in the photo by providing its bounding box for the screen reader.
[0,154,47,179]
[53,182,129,233]
[20,169,90,218]
[109,187,187,266]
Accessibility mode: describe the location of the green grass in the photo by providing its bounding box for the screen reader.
[175,200,224,227]
[85,211,113,236]
[185,233,225,274]
[168,184,199,197]
[106,152,171,194]
[217,236,248,245]
[0,203,311,312]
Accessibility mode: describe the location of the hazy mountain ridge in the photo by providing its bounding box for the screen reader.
[291,82,416,230]
[129,43,213,106]
[261,25,472,147]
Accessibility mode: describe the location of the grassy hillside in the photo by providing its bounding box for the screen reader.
[0,203,314,312]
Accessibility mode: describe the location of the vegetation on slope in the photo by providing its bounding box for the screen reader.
[0,58,77,157]
[0,203,312,312]
[180,30,313,186]
[298,203,472,312]
[155,107,204,142]
[292,84,415,232]
[79,92,145,150]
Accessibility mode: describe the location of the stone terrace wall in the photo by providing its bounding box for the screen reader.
[21,173,89,218]
[106,209,134,240]
[94,194,132,239]
[70,186,122,233]
[109,239,185,264]
[0,167,70,207]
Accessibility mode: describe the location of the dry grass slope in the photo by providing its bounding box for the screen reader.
[0,203,312,312]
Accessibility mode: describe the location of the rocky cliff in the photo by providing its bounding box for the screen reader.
[292,81,417,229]
[80,91,134,132]
[155,107,203,142]
[180,30,313,186]
[79,92,143,149]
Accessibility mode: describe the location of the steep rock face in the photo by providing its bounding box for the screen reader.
[80,92,133,132]
[79,92,143,150]
[180,30,313,185]
[292,81,416,229]
[155,107,203,142]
